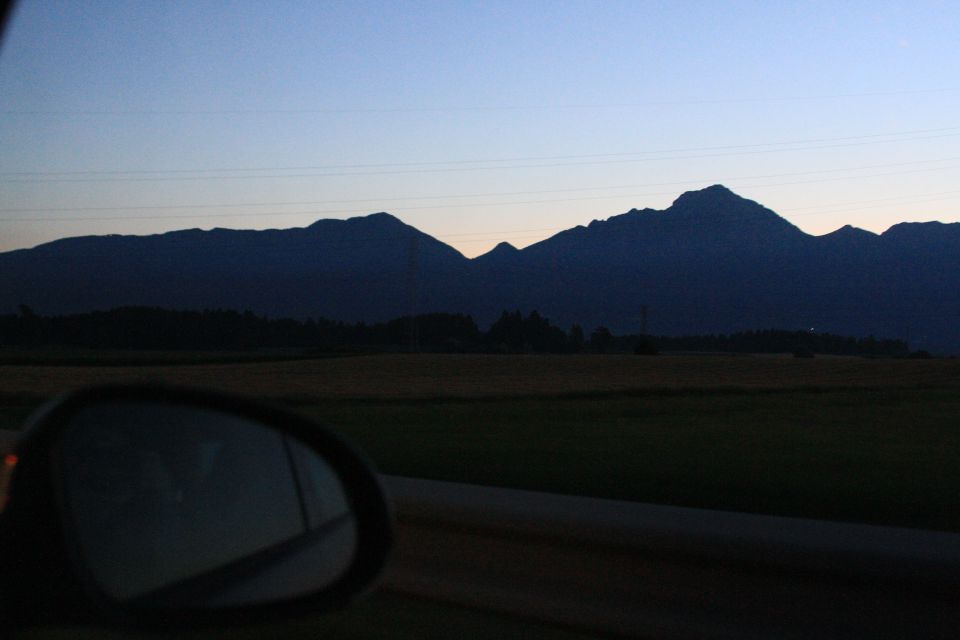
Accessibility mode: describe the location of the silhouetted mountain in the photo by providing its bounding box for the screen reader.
[2,186,958,353]
[474,241,521,265]
[0,212,472,323]
[819,224,879,245]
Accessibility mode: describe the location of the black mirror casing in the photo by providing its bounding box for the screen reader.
[0,385,393,630]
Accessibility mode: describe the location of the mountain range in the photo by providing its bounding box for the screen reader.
[2,185,958,353]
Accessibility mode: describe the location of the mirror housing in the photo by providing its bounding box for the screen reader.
[0,385,393,629]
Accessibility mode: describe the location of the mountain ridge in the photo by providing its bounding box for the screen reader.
[2,185,958,353]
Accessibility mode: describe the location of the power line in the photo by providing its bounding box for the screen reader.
[2,87,957,116]
[453,233,562,245]
[784,190,960,211]
[3,125,957,177]
[3,185,956,255]
[780,190,960,216]
[2,156,958,220]
[10,207,959,299]
[3,132,959,184]
[3,162,958,224]
[3,184,958,292]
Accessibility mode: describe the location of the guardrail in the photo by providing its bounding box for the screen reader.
[381,475,960,639]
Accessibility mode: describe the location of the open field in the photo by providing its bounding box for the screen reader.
[0,347,351,367]
[3,352,959,402]
[306,387,960,531]
[3,353,959,531]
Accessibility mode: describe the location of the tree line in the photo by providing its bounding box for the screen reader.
[0,305,912,357]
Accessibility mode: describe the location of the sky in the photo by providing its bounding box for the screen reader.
[1,0,958,258]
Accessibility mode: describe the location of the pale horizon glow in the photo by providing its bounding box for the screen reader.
[1,1,958,259]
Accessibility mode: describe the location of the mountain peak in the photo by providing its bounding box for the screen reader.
[361,211,400,221]
[307,211,405,230]
[670,184,743,209]
[824,224,877,239]
[664,184,801,237]
[817,224,878,247]
[474,240,520,264]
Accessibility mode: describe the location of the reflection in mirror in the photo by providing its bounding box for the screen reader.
[58,402,357,607]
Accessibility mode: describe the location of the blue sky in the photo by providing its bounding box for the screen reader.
[1,0,958,257]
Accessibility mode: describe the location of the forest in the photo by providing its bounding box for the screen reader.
[0,305,914,358]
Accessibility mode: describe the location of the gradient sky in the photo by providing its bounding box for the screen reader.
[1,0,958,257]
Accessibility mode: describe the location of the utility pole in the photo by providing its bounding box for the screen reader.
[640,304,648,336]
[407,234,420,353]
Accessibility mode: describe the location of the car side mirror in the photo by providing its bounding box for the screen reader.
[0,385,393,629]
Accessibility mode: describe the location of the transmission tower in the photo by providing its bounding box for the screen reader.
[407,234,420,353]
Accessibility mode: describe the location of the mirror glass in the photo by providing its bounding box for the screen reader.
[58,402,357,607]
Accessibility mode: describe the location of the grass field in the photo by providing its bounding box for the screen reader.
[300,387,960,531]
[3,352,959,401]
[3,352,959,531]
